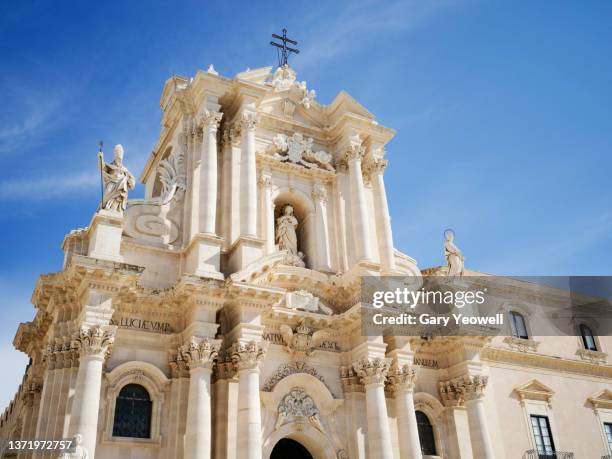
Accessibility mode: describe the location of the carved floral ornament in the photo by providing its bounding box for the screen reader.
[71,325,116,358]
[230,341,267,371]
[352,357,392,386]
[177,337,221,370]
[439,374,489,405]
[263,361,329,392]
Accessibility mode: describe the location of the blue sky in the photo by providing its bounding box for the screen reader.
[1,0,611,406]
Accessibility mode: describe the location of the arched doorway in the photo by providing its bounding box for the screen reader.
[270,438,313,459]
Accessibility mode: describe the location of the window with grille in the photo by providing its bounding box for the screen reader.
[579,324,598,351]
[530,415,555,458]
[112,384,152,438]
[416,410,437,455]
[604,423,612,453]
[509,311,529,339]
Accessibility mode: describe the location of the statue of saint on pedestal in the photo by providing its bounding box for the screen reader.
[276,205,299,256]
[98,144,135,212]
[444,229,465,276]
[59,434,88,459]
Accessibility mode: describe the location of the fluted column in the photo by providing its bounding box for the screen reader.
[370,159,396,272]
[312,183,331,270]
[388,364,422,459]
[240,113,258,238]
[346,144,373,262]
[68,326,116,458]
[231,342,266,459]
[200,110,223,235]
[353,358,393,459]
[259,174,275,254]
[180,337,221,459]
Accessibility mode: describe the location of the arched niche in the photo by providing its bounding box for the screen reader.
[272,188,316,269]
[261,373,345,459]
[102,361,169,445]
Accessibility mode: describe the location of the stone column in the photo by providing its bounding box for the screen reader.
[369,158,396,272]
[240,113,258,238]
[447,375,495,459]
[68,326,116,459]
[231,342,266,459]
[346,144,373,262]
[388,364,422,459]
[312,183,331,271]
[180,337,221,459]
[259,174,275,254]
[200,110,223,235]
[353,358,393,459]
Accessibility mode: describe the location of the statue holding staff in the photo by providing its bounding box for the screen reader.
[97,144,135,212]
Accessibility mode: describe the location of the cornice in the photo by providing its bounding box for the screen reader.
[482,346,612,379]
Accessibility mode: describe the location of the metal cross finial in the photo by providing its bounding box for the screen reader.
[270,28,299,67]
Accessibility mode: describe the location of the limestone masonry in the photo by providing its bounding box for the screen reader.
[0,63,610,459]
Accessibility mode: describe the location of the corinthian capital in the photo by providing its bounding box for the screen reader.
[311,183,327,203]
[457,374,489,401]
[239,112,259,132]
[230,341,267,371]
[352,357,391,387]
[367,158,388,175]
[73,325,116,359]
[387,362,417,393]
[178,336,221,371]
[345,144,365,163]
[201,109,223,130]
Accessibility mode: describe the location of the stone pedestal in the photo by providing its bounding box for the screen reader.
[226,236,264,273]
[231,342,266,459]
[68,326,116,458]
[184,234,225,279]
[353,358,393,459]
[87,209,124,262]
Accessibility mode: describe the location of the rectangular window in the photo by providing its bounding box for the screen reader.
[605,423,612,453]
[530,415,556,457]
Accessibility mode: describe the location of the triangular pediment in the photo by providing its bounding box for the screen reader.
[588,389,612,410]
[514,379,554,403]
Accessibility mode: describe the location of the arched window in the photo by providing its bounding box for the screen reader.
[416,410,437,455]
[579,324,597,351]
[112,384,152,438]
[509,311,529,339]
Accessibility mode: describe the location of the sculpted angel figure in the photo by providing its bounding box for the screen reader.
[98,144,135,212]
[444,229,465,276]
[276,205,299,256]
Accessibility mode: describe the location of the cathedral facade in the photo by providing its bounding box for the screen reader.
[0,63,611,459]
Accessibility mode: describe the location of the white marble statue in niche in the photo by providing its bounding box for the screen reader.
[444,229,465,276]
[98,144,135,212]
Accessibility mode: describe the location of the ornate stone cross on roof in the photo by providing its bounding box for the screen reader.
[270,28,299,67]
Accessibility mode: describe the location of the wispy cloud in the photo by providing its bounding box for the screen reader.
[0,82,66,155]
[0,170,98,202]
[294,0,458,70]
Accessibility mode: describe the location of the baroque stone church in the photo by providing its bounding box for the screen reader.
[1,59,611,459]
